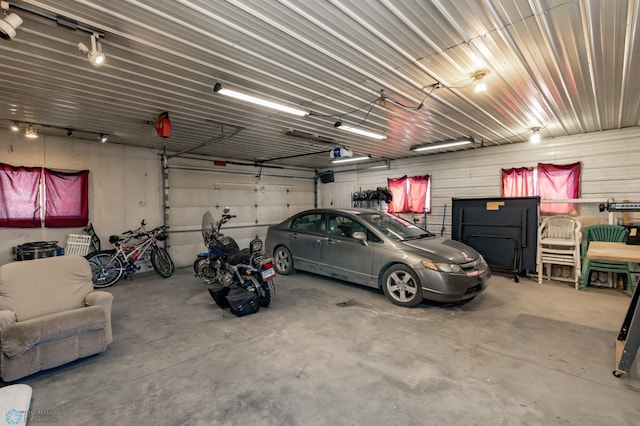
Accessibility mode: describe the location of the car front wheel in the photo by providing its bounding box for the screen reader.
[381,264,423,307]
[273,246,294,275]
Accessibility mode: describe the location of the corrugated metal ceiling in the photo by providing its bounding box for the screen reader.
[1,0,639,169]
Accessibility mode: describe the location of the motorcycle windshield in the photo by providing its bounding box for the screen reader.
[202,211,215,243]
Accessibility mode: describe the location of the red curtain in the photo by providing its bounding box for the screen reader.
[44,169,89,227]
[408,175,430,213]
[387,176,408,213]
[0,163,41,228]
[501,167,534,197]
[538,162,580,213]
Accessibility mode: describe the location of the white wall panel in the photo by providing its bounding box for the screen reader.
[321,128,640,236]
[0,130,163,265]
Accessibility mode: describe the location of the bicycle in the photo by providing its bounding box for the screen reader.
[86,220,175,287]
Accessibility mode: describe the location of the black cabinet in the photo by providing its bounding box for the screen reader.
[451,197,539,275]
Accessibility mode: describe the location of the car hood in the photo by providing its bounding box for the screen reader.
[400,237,481,264]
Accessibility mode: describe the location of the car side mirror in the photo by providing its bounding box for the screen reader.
[352,231,368,246]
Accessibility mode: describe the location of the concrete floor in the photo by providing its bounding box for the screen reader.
[8,267,640,425]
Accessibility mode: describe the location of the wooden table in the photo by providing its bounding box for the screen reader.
[587,241,640,262]
[587,241,640,377]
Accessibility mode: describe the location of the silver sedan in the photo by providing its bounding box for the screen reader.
[265,208,490,307]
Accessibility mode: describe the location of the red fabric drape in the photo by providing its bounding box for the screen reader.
[387,176,408,213]
[0,163,41,228]
[501,167,534,197]
[408,175,430,213]
[537,162,580,213]
[44,169,89,227]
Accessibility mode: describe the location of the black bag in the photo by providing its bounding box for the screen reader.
[208,286,230,308]
[225,286,260,317]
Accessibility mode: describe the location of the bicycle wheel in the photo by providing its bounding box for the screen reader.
[86,250,124,288]
[151,247,175,278]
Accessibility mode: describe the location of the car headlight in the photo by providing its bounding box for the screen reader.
[421,259,463,273]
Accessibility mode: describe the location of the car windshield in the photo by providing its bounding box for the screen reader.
[358,212,434,241]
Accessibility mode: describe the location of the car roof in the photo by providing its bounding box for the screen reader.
[296,208,382,216]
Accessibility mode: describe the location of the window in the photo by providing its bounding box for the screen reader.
[291,213,322,233]
[501,162,580,213]
[0,162,89,228]
[0,164,41,228]
[387,175,431,213]
[44,169,89,227]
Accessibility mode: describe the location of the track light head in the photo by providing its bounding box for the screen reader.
[213,82,222,93]
[530,127,542,144]
[99,133,108,143]
[66,128,74,138]
[78,33,105,67]
[334,120,342,128]
[0,2,23,40]
[10,121,19,131]
[25,124,38,139]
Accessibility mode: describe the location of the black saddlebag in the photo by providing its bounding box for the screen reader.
[225,286,260,317]
[208,286,230,309]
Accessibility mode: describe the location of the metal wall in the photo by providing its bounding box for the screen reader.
[319,127,640,236]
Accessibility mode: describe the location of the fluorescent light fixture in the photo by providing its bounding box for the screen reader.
[78,33,105,67]
[25,124,38,139]
[0,2,23,40]
[213,82,309,116]
[410,138,474,152]
[331,155,372,164]
[333,120,387,140]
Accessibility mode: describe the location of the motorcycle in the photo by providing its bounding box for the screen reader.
[194,208,276,316]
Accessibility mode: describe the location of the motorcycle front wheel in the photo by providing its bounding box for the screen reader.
[194,257,218,280]
[86,250,124,288]
[151,247,175,278]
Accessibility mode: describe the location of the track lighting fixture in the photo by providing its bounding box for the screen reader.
[331,154,372,164]
[530,127,542,144]
[472,70,489,93]
[213,82,309,117]
[8,119,108,142]
[0,1,22,40]
[333,120,387,140]
[410,137,474,152]
[78,33,105,67]
[24,124,37,139]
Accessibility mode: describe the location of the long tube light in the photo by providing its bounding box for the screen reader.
[213,82,309,117]
[334,121,387,140]
[410,138,474,152]
[331,155,372,164]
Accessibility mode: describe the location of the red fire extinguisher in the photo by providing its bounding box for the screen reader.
[155,112,171,138]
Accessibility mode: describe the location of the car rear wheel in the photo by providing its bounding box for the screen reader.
[273,246,294,275]
[381,264,423,307]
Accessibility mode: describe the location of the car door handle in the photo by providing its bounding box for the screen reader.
[290,233,298,239]
[325,239,335,245]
